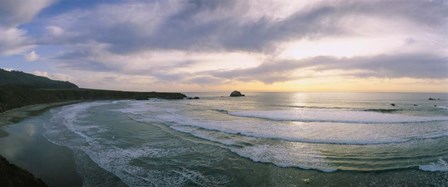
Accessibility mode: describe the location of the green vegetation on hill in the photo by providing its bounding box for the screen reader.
[0,69,78,89]
[0,86,186,113]
[0,69,186,112]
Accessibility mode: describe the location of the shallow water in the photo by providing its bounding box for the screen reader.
[0,113,83,187]
[2,92,448,186]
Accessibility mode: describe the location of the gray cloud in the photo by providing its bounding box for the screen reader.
[0,27,31,55]
[207,53,448,83]
[209,60,305,83]
[314,53,448,79]
[0,0,55,56]
[43,0,448,54]
[0,0,55,27]
[184,76,225,85]
[61,49,448,85]
[18,0,446,87]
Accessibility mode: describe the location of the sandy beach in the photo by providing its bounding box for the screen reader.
[0,101,82,127]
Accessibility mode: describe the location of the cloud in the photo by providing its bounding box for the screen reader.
[1,0,446,90]
[43,1,335,52]
[207,53,448,84]
[46,26,64,36]
[32,71,48,77]
[33,71,73,81]
[0,27,31,55]
[53,41,263,80]
[44,0,448,54]
[25,51,39,61]
[3,68,15,72]
[0,0,55,27]
[0,0,55,56]
[184,76,224,85]
[313,53,448,79]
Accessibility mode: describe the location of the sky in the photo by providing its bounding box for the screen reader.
[0,0,447,92]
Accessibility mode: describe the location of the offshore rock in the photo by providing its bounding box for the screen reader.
[230,90,245,97]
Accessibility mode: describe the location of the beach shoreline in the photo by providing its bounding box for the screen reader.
[0,101,82,127]
[0,86,187,186]
[0,101,83,187]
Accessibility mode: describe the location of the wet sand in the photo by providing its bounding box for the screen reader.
[0,102,83,187]
[0,101,81,127]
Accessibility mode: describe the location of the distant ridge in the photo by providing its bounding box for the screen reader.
[0,69,186,113]
[0,69,78,89]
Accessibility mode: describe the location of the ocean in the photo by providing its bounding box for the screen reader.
[2,92,448,186]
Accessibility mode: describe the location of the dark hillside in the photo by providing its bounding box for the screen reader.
[0,69,78,89]
[0,86,186,113]
[0,69,186,112]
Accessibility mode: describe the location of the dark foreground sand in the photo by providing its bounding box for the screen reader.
[0,155,47,187]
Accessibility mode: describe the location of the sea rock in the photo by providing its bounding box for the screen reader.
[428,97,435,100]
[187,97,200,100]
[230,90,245,97]
[390,103,395,106]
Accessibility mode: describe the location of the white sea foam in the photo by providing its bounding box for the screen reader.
[419,158,448,172]
[44,99,448,177]
[229,109,448,123]
[230,143,337,172]
[170,125,239,146]
[105,100,448,173]
[169,125,340,172]
[43,101,230,186]
[126,107,448,145]
[437,106,448,110]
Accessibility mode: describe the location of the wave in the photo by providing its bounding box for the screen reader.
[44,101,448,175]
[172,126,448,173]
[118,103,448,146]
[230,144,338,173]
[96,100,448,173]
[437,106,448,110]
[168,122,448,148]
[44,101,231,186]
[128,115,448,146]
[228,109,448,124]
[419,158,448,172]
[281,105,402,113]
[169,125,339,172]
